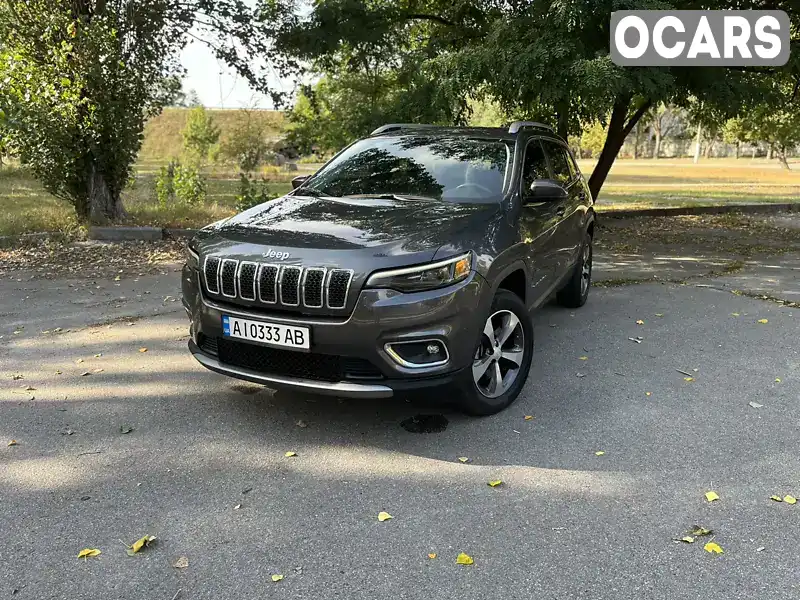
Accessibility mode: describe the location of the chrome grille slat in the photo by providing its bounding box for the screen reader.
[279,266,302,307]
[302,267,326,308]
[202,256,353,310]
[257,264,279,304]
[237,261,258,301]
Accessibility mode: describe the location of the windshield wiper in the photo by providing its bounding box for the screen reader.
[343,193,435,202]
[295,187,337,198]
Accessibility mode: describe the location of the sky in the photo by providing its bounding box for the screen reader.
[179,38,294,109]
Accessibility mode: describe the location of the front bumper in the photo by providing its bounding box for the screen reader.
[182,263,489,396]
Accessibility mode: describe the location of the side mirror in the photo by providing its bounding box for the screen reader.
[291,175,309,190]
[526,179,568,202]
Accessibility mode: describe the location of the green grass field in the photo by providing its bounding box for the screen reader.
[1,135,799,237]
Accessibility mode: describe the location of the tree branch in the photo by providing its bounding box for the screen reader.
[623,99,653,138]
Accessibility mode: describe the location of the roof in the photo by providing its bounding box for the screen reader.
[368,122,561,142]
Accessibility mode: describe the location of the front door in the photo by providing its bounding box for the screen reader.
[518,138,563,306]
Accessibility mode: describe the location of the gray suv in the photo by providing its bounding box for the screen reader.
[181,122,595,415]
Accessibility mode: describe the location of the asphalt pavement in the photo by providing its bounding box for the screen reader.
[1,253,799,599]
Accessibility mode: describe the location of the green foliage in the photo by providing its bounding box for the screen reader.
[156,160,206,206]
[467,97,507,127]
[235,173,278,212]
[221,110,273,172]
[0,1,279,224]
[579,122,608,158]
[181,106,220,164]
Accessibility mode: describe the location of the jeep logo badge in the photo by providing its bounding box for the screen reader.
[262,249,291,260]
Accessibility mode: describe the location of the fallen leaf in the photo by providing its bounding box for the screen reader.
[80,371,91,377]
[784,495,797,505]
[93,368,104,373]
[636,320,644,325]
[234,504,242,510]
[138,347,148,353]
[676,536,695,544]
[579,356,588,360]
[24,385,35,391]
[775,378,781,383]
[127,535,156,555]
[55,370,62,375]
[684,377,694,382]
[8,440,17,446]
[75,358,84,364]
[704,542,724,554]
[457,457,470,463]
[576,372,587,377]
[595,451,605,456]
[690,526,713,537]
[646,392,652,396]
[77,548,101,560]
[524,415,533,420]
[284,451,297,458]
[655,313,664,317]
[731,313,740,317]
[12,374,23,380]
[456,552,474,565]
[296,420,307,428]
[378,511,393,522]
[488,480,503,487]
[114,275,121,281]
[770,495,783,502]
[705,491,719,502]
[173,556,189,569]
[428,553,437,559]
[94,353,102,358]
[748,401,763,409]
[756,546,765,552]
[271,574,284,582]
[758,319,768,324]
[119,425,134,434]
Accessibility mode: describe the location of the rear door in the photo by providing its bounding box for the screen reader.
[540,140,585,278]
[518,138,563,305]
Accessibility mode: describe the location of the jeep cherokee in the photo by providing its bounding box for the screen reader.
[181,122,595,415]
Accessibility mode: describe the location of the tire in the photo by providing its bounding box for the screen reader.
[456,289,534,416]
[557,232,592,308]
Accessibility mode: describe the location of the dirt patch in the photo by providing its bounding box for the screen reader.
[0,238,185,279]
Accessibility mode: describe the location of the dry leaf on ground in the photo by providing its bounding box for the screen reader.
[524,415,533,420]
[784,495,797,505]
[704,542,724,554]
[271,574,284,582]
[138,347,148,353]
[595,451,605,456]
[127,535,156,555]
[758,319,768,324]
[457,457,470,463]
[636,320,644,325]
[770,495,783,502]
[284,451,297,458]
[579,356,588,360]
[173,556,189,569]
[428,553,437,559]
[684,377,694,382]
[119,425,134,434]
[377,511,393,522]
[7,440,17,446]
[690,526,713,537]
[456,552,474,565]
[488,480,503,487]
[705,491,719,502]
[748,401,763,409]
[77,548,101,560]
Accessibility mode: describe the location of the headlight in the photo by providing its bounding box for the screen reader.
[186,241,199,269]
[366,252,472,292]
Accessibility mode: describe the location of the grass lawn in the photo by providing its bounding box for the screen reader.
[1,157,798,236]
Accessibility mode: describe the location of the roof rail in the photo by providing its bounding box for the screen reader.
[508,121,555,134]
[370,123,440,136]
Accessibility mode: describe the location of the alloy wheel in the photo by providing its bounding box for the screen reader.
[581,242,592,296]
[472,309,525,399]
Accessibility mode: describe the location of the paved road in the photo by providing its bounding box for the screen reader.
[1,257,799,599]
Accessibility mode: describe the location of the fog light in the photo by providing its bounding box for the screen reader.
[385,340,449,368]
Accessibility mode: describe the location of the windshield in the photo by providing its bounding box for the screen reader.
[302,135,512,203]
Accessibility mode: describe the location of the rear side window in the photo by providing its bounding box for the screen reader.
[542,141,572,186]
[521,140,549,193]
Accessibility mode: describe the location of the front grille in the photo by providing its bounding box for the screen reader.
[202,256,355,311]
[216,338,383,381]
[197,333,219,355]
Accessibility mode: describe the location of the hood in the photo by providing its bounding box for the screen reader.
[197,194,502,265]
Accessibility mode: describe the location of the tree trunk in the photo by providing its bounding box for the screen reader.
[767,144,773,160]
[633,122,642,159]
[87,161,126,224]
[704,137,715,158]
[778,146,790,170]
[556,102,569,142]
[588,95,652,200]
[693,124,702,164]
[654,131,661,159]
[735,142,740,159]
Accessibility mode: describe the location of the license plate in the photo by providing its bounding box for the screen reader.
[222,315,310,350]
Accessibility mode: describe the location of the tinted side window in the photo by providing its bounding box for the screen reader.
[542,141,572,186]
[521,140,549,193]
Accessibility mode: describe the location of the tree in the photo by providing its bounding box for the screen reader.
[734,98,800,170]
[182,106,220,164]
[264,0,799,199]
[649,104,681,159]
[0,1,277,223]
[221,109,272,172]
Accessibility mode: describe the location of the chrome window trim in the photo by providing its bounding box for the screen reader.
[326,269,354,309]
[203,255,220,295]
[237,261,259,301]
[279,265,302,307]
[384,339,450,369]
[256,263,279,305]
[220,259,239,299]
[302,267,327,308]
